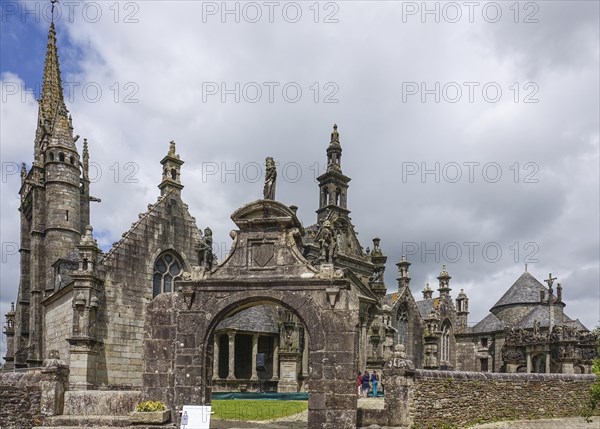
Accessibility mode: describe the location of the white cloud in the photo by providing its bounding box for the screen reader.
[1,1,599,359]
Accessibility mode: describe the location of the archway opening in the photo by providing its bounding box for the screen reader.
[206,301,310,427]
[531,354,546,373]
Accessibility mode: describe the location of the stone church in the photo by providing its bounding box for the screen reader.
[3,20,597,395]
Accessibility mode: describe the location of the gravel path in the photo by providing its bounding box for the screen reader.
[467,416,599,429]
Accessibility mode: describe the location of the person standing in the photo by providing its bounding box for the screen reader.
[371,370,379,397]
[357,372,363,397]
[362,370,371,398]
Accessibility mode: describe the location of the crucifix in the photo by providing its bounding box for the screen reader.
[544,273,557,296]
[544,273,558,331]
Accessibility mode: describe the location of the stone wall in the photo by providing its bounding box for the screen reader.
[43,287,74,366]
[0,362,69,429]
[410,370,596,428]
[97,192,200,387]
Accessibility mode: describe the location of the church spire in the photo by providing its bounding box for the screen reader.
[37,19,73,148]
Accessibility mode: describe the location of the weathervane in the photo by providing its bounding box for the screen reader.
[50,0,59,23]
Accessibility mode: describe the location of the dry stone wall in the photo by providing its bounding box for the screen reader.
[408,370,595,429]
[0,362,68,429]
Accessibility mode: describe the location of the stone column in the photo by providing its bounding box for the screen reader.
[545,352,551,373]
[213,334,220,380]
[302,330,309,378]
[383,345,416,428]
[526,352,532,373]
[359,322,367,370]
[227,331,236,380]
[272,337,279,380]
[251,334,259,381]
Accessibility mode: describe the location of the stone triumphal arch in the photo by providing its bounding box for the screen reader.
[142,199,367,429]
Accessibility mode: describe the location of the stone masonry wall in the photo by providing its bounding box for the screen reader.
[0,363,69,429]
[0,371,44,429]
[410,370,596,429]
[97,192,200,387]
[44,289,74,366]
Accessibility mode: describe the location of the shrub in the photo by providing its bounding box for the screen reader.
[135,400,166,412]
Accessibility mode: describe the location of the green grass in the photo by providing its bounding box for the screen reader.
[211,399,308,421]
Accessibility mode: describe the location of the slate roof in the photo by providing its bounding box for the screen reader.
[564,318,588,331]
[216,305,280,334]
[382,293,399,308]
[472,313,505,333]
[491,271,547,310]
[416,299,435,318]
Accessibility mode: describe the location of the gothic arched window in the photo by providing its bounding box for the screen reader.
[441,320,452,363]
[397,305,409,348]
[153,252,183,298]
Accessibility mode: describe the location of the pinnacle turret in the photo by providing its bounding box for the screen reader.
[159,140,184,196]
[316,124,351,222]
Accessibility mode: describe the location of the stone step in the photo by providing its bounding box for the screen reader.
[44,415,131,427]
[34,427,177,429]
[35,427,177,429]
[62,390,141,416]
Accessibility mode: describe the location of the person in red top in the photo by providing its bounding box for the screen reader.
[357,372,363,397]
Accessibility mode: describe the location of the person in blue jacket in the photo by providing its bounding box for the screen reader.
[361,370,371,398]
[370,370,379,397]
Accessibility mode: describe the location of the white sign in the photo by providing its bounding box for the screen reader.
[180,405,212,429]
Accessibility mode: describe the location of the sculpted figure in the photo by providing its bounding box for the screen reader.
[263,156,277,200]
[318,220,336,263]
[196,227,214,269]
[533,319,541,337]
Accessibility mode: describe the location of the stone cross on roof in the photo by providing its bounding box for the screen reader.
[544,273,557,296]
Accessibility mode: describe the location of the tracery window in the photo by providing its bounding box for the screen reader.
[153,252,183,298]
[441,320,452,363]
[397,305,409,348]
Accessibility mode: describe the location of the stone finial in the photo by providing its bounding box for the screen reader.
[439,264,449,277]
[394,344,407,359]
[331,123,339,143]
[385,343,415,372]
[168,140,178,158]
[371,237,382,256]
[80,225,96,245]
[423,283,433,300]
[20,163,27,180]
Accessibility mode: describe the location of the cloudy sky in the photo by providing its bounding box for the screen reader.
[1,1,598,359]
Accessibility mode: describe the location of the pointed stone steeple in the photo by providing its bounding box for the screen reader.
[36,21,74,150]
[14,20,84,367]
[316,124,351,223]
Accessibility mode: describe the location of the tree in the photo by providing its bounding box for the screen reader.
[583,325,600,422]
